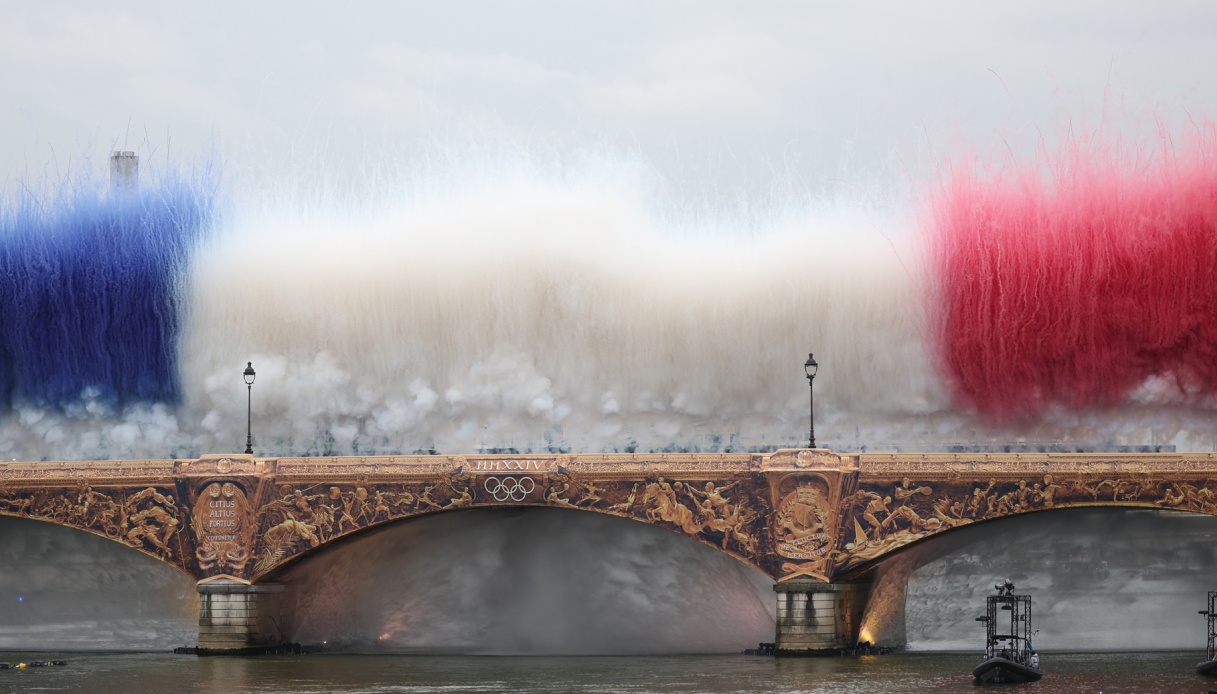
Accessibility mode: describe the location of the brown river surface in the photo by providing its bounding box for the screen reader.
[0,651,1212,693]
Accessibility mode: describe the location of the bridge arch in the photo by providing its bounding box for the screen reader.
[0,514,196,650]
[852,506,1217,650]
[250,478,775,582]
[829,457,1217,580]
[0,483,194,578]
[835,501,1217,580]
[259,506,776,653]
[258,501,774,647]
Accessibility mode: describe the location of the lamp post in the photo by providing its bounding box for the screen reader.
[243,362,256,455]
[804,352,818,448]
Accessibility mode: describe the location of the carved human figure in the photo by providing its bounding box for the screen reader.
[994,481,1030,515]
[275,518,320,547]
[931,497,968,528]
[882,504,941,533]
[725,504,760,553]
[575,479,603,507]
[1159,483,1187,508]
[642,479,701,534]
[371,490,403,521]
[128,487,174,508]
[71,486,120,533]
[859,491,891,540]
[609,483,639,512]
[546,481,575,507]
[327,486,370,532]
[641,479,671,522]
[419,484,441,510]
[126,504,178,556]
[966,480,996,519]
[0,492,32,514]
[668,482,703,534]
[1181,484,1215,512]
[699,498,731,535]
[445,485,473,509]
[691,481,738,515]
[894,478,932,502]
[1095,479,1130,501]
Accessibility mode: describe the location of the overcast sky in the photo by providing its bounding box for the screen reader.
[3,1,1215,201]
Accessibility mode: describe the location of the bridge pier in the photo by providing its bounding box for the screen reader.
[773,580,870,655]
[196,580,287,655]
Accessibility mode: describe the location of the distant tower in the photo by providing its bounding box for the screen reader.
[110,150,139,195]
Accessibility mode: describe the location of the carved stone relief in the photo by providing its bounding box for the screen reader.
[4,452,1217,584]
[0,481,188,572]
[191,481,257,578]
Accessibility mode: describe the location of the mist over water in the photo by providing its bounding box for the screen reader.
[872,507,1217,652]
[0,516,196,650]
[279,507,775,654]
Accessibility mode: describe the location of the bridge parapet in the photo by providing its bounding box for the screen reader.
[3,450,1217,587]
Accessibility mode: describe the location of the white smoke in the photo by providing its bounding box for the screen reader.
[172,151,938,457]
[1,145,1215,460]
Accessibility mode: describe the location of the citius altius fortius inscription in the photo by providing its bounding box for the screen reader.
[192,481,253,577]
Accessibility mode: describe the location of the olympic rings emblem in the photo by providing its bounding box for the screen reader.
[483,476,536,502]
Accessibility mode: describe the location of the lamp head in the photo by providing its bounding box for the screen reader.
[243,361,256,386]
[804,353,818,379]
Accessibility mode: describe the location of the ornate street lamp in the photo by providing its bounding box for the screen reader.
[243,362,256,455]
[804,352,818,448]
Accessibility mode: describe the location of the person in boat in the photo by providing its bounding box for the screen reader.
[1030,651,1039,669]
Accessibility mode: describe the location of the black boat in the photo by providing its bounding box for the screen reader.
[972,580,1042,684]
[1197,591,1217,675]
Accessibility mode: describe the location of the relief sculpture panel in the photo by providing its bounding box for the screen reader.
[248,467,775,580]
[627,475,770,565]
[6,452,1217,584]
[834,465,1217,575]
[0,481,189,574]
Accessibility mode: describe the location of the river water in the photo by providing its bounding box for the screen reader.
[0,651,1210,693]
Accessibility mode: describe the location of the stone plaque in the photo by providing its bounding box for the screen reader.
[192,481,253,577]
[469,457,558,473]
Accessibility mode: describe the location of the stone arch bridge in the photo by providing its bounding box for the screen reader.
[2,448,1215,653]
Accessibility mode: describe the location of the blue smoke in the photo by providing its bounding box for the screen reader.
[0,176,212,413]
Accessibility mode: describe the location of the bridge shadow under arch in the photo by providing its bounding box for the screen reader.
[836,501,1217,582]
[261,506,775,654]
[0,515,196,650]
[854,506,1217,650]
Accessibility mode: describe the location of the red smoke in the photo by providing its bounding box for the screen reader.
[929,129,1217,420]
